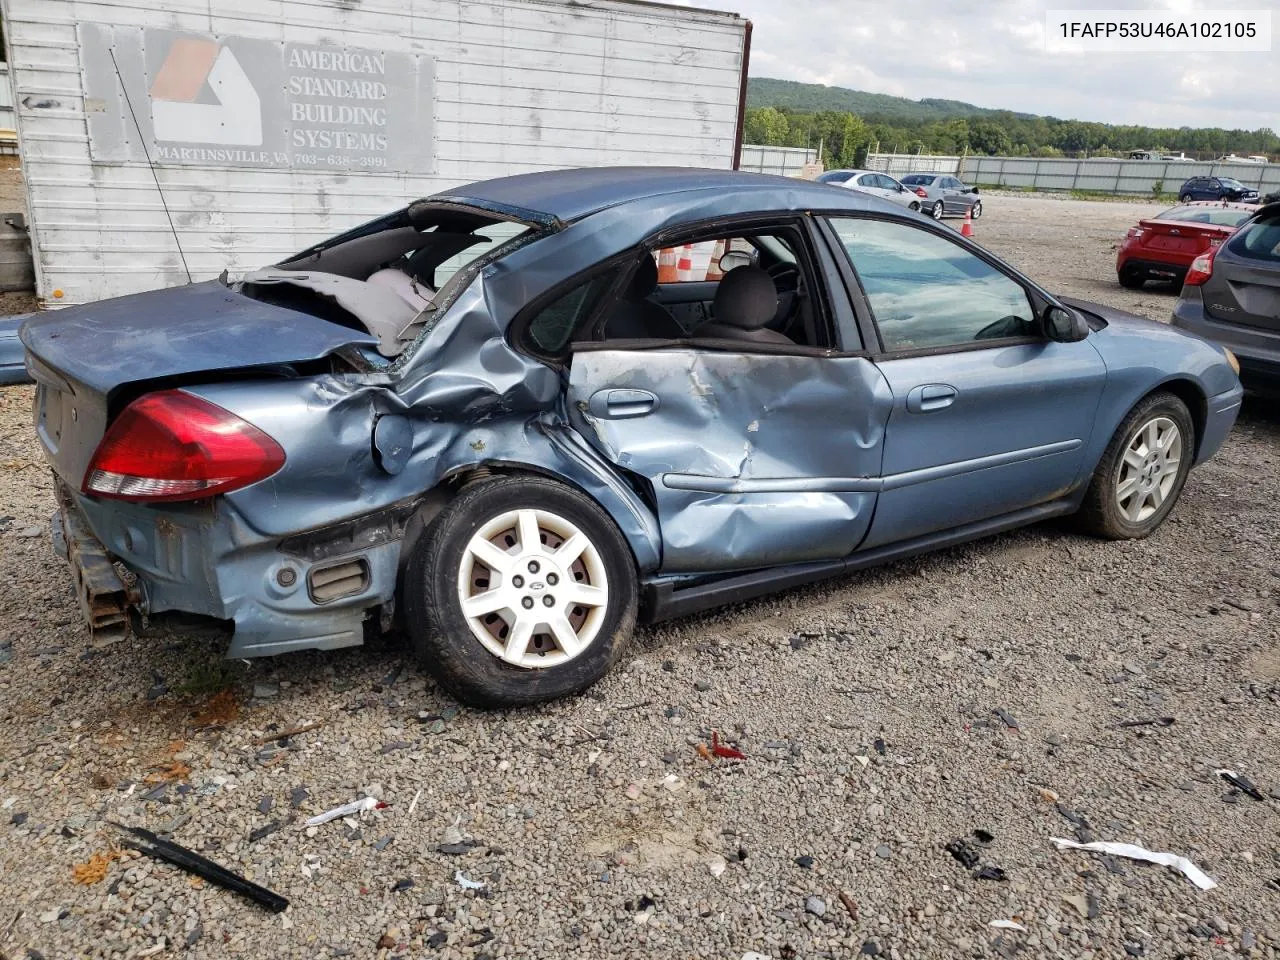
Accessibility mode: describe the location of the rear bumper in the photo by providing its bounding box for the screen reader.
[51,479,405,657]
[1172,293,1280,393]
[1116,255,1189,280]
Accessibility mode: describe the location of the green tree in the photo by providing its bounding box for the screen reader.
[969,119,1012,156]
[743,107,789,146]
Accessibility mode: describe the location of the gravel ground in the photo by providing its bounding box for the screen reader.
[2,192,1279,960]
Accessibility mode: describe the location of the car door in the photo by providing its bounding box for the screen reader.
[562,220,894,573]
[880,175,913,207]
[822,215,1108,548]
[935,177,955,214]
[853,173,886,200]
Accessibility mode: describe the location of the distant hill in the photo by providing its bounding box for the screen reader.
[747,77,1034,122]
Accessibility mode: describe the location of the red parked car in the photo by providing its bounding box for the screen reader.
[1116,201,1258,290]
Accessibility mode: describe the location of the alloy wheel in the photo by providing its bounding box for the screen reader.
[456,508,609,669]
[1114,417,1182,523]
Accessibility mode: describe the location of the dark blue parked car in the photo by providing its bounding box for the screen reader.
[1178,176,1260,203]
[19,168,1243,706]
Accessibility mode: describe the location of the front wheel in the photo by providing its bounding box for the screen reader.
[1073,392,1194,540]
[403,475,638,706]
[931,200,945,220]
[908,201,920,212]
[970,200,982,219]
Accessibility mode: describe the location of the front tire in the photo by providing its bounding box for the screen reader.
[970,200,982,219]
[1074,392,1194,540]
[403,475,638,706]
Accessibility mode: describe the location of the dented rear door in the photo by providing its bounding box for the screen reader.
[566,347,893,573]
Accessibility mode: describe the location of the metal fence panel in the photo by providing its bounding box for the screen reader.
[865,152,961,175]
[960,155,1280,196]
[739,145,817,176]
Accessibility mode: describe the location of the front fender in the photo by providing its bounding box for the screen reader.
[1063,298,1241,467]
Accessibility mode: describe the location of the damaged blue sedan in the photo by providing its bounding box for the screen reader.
[21,168,1243,705]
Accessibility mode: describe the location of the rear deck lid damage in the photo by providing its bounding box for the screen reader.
[20,280,377,396]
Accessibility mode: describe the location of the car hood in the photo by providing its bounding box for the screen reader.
[20,280,378,397]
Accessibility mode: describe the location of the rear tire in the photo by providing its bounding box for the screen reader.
[1179,193,1192,203]
[1118,264,1146,289]
[1074,392,1194,540]
[931,200,945,220]
[909,201,920,212]
[403,475,638,707]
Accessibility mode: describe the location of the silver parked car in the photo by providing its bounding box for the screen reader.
[819,169,921,211]
[900,173,983,221]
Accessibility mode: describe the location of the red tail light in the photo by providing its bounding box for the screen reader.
[914,187,929,198]
[1126,227,1144,239]
[84,390,285,502]
[1184,249,1216,286]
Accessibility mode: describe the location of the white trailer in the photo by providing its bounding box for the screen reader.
[0,0,750,306]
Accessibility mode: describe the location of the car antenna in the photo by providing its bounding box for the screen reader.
[108,48,193,284]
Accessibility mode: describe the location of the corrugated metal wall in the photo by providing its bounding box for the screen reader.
[3,0,747,305]
[738,144,816,176]
[962,155,1280,196]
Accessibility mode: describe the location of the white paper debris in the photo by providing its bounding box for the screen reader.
[1050,837,1217,891]
[305,796,378,827]
[742,954,773,960]
[455,870,486,890]
[708,854,727,877]
[408,789,422,815]
[989,920,1028,932]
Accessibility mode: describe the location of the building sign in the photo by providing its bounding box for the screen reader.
[79,24,435,174]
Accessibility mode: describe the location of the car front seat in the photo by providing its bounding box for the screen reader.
[603,256,684,340]
[697,265,793,344]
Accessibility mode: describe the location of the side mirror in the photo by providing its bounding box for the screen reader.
[719,249,753,272]
[1044,305,1089,342]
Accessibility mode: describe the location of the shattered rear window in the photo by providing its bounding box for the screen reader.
[432,221,531,288]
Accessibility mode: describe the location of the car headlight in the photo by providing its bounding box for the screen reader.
[1222,347,1240,376]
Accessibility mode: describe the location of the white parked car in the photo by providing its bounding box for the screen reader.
[818,169,922,211]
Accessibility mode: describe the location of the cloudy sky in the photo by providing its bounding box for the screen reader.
[680,0,1278,131]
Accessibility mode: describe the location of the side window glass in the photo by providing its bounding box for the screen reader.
[829,217,1037,351]
[527,268,623,353]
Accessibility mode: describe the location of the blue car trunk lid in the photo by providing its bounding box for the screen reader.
[20,280,377,487]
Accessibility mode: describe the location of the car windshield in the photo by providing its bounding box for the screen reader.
[1219,178,1247,189]
[901,175,934,185]
[1158,205,1255,227]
